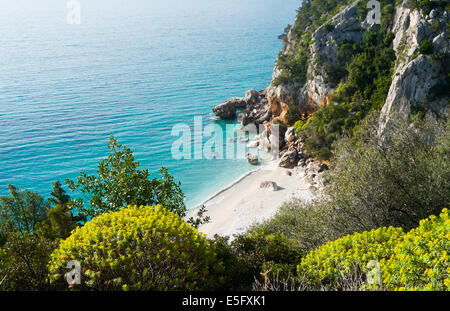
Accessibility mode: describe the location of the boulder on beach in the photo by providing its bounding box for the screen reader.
[279,150,298,169]
[245,153,259,165]
[259,181,278,191]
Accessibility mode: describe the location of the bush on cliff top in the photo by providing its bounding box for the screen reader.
[382,208,450,291]
[297,208,449,291]
[297,226,405,290]
[48,205,222,291]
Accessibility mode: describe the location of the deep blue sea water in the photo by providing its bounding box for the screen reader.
[0,0,300,208]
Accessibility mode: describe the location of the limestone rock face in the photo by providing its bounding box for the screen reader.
[268,1,367,121]
[303,1,365,108]
[379,1,449,134]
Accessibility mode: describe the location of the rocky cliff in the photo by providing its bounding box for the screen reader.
[213,0,449,166]
[379,1,449,133]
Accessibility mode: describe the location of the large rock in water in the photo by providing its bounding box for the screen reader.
[213,90,264,120]
[213,100,236,119]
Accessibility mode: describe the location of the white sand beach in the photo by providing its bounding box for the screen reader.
[187,160,317,238]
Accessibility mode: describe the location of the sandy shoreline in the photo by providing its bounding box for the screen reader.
[186,160,316,238]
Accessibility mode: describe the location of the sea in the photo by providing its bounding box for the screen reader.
[0,0,300,208]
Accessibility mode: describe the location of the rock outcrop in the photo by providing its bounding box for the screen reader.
[379,1,449,133]
[213,89,269,121]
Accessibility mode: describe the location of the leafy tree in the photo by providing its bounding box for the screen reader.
[37,181,81,240]
[66,136,186,219]
[0,184,48,242]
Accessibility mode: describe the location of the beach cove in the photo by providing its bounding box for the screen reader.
[188,159,317,238]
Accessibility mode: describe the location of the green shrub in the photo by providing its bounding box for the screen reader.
[324,113,450,234]
[284,106,302,125]
[324,23,335,32]
[382,208,450,291]
[407,0,447,15]
[0,233,57,290]
[419,39,433,55]
[48,205,222,291]
[212,228,303,290]
[258,198,336,253]
[297,227,405,290]
[259,113,449,261]
[231,229,303,273]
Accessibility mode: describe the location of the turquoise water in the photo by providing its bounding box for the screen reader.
[0,0,300,208]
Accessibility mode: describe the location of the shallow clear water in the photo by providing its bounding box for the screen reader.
[0,0,300,208]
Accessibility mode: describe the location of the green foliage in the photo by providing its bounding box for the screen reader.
[324,23,335,32]
[186,205,211,229]
[258,198,335,253]
[228,229,303,290]
[407,0,448,15]
[274,47,310,87]
[0,183,80,290]
[278,24,292,44]
[232,229,303,276]
[325,113,450,234]
[258,113,449,254]
[298,227,405,290]
[430,20,442,33]
[295,208,449,291]
[66,136,186,219]
[419,39,433,55]
[48,205,222,291]
[382,208,450,291]
[284,106,302,125]
[208,235,252,291]
[37,181,81,240]
[0,233,57,290]
[0,184,48,240]
[277,0,397,160]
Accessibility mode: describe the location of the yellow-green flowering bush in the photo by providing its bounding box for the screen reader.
[297,227,405,289]
[48,205,222,291]
[382,208,449,291]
